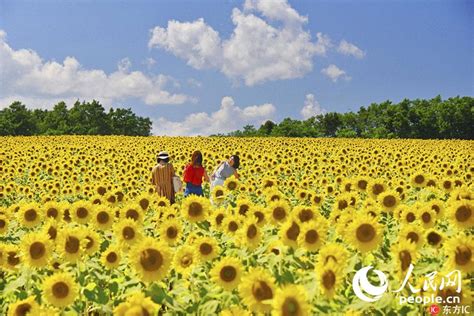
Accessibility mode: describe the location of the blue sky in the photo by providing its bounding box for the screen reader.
[0,0,472,135]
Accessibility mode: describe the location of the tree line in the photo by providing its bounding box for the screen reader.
[218,96,473,139]
[0,100,152,136]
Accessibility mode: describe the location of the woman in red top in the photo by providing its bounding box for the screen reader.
[183,151,209,197]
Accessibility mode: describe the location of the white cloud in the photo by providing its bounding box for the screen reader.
[321,64,351,82]
[149,0,332,86]
[0,30,193,109]
[300,94,326,119]
[152,96,275,136]
[143,57,157,68]
[187,78,202,88]
[337,40,365,59]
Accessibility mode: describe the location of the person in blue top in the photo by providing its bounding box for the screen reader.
[210,155,240,191]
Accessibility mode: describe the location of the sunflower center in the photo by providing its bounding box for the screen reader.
[200,243,212,255]
[52,281,70,299]
[15,302,31,316]
[298,209,313,222]
[107,195,116,203]
[427,232,441,246]
[356,224,376,242]
[414,175,425,184]
[106,252,118,263]
[85,236,94,249]
[338,200,348,210]
[251,281,273,301]
[25,209,37,222]
[455,205,471,222]
[139,199,149,210]
[358,180,368,190]
[228,221,238,232]
[180,254,193,267]
[383,196,396,207]
[372,184,384,195]
[47,208,58,218]
[123,227,135,240]
[97,187,106,195]
[399,250,412,271]
[126,209,139,220]
[0,219,5,228]
[286,222,300,241]
[166,226,178,239]
[406,212,416,223]
[305,230,319,244]
[8,252,20,266]
[282,297,299,316]
[406,232,419,243]
[455,246,471,266]
[97,211,109,224]
[30,242,46,259]
[140,248,163,272]
[247,225,257,239]
[431,205,440,214]
[239,205,249,216]
[65,236,80,254]
[421,212,431,223]
[227,180,238,190]
[273,207,286,220]
[215,189,224,198]
[216,214,224,225]
[443,181,451,189]
[188,202,203,217]
[76,207,88,218]
[220,266,237,282]
[254,211,264,223]
[322,270,336,289]
[158,201,167,207]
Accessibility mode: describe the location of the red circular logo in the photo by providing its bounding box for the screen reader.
[428,304,440,315]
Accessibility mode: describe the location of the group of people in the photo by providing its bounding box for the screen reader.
[150,151,240,204]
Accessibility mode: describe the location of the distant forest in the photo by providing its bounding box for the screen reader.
[0,96,472,139]
[217,96,473,139]
[0,100,152,136]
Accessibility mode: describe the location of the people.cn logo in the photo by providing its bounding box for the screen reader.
[352,266,389,302]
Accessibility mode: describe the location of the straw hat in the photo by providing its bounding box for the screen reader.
[157,151,169,160]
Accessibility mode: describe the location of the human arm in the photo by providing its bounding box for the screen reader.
[203,169,210,182]
[233,170,240,179]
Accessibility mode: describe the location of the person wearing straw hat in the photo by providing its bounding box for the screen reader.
[151,151,176,204]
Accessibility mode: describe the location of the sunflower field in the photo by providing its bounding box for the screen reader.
[0,136,472,316]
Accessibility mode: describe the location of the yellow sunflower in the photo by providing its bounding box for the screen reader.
[114,292,161,316]
[279,220,301,249]
[17,202,42,228]
[391,240,419,278]
[92,205,114,230]
[21,232,53,268]
[210,257,243,291]
[8,296,40,316]
[158,218,182,246]
[448,200,473,229]
[100,245,121,270]
[42,272,79,308]
[211,185,227,205]
[43,201,63,221]
[83,230,101,256]
[398,224,424,249]
[130,237,172,283]
[317,243,349,272]
[238,267,276,313]
[69,200,93,224]
[237,219,262,250]
[224,176,239,192]
[444,234,473,273]
[268,200,291,225]
[181,195,210,223]
[425,229,445,248]
[417,207,437,229]
[0,214,9,235]
[346,215,383,253]
[318,260,342,299]
[377,191,400,212]
[56,227,86,263]
[195,236,220,262]
[298,219,328,252]
[172,245,196,276]
[114,218,143,247]
[272,284,310,316]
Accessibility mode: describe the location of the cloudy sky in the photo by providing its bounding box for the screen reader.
[0,0,472,135]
